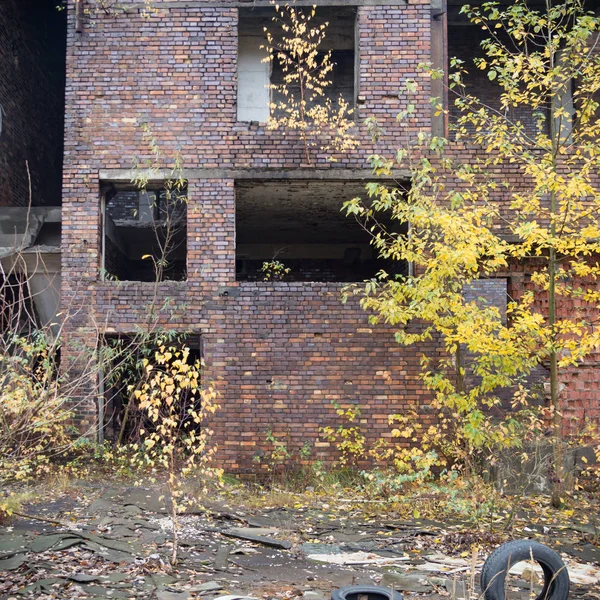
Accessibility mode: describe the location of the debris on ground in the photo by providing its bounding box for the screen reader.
[0,482,599,599]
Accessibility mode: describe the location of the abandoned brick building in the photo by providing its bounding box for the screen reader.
[1,0,599,471]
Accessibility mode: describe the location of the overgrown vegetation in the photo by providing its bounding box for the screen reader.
[343,0,600,505]
[5,0,600,531]
[0,127,219,527]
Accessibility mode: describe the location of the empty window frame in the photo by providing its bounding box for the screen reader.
[101,183,188,282]
[237,6,357,122]
[431,0,448,137]
[235,180,407,283]
[447,4,551,136]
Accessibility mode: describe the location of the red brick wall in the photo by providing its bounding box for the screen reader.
[62,2,431,170]
[507,261,600,433]
[60,1,599,470]
[0,0,65,207]
[60,1,442,469]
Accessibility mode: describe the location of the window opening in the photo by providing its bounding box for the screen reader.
[101,183,187,282]
[237,6,357,122]
[235,180,407,282]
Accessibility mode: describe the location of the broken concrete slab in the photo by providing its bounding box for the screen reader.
[17,578,64,595]
[0,554,26,571]
[61,573,101,583]
[79,584,133,598]
[28,534,82,553]
[300,543,343,555]
[213,595,260,600]
[228,527,280,537]
[302,591,330,600]
[157,591,190,600]
[186,581,223,593]
[214,544,232,571]
[0,533,31,557]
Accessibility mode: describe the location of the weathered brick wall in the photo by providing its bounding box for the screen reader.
[87,279,444,472]
[61,0,438,465]
[63,2,431,170]
[60,1,600,469]
[207,284,443,472]
[0,0,65,207]
[508,261,600,432]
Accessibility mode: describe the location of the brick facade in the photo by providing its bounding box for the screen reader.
[0,0,65,207]
[59,0,600,471]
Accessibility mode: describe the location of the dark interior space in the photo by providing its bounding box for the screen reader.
[0,0,67,207]
[447,2,550,137]
[235,180,408,283]
[102,333,202,443]
[102,184,188,282]
[237,6,356,122]
[0,274,36,335]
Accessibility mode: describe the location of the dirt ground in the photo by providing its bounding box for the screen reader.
[1,481,599,599]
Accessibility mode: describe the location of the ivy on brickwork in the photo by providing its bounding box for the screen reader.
[262,3,359,165]
[344,0,600,506]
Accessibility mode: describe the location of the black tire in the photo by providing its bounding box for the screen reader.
[331,585,403,600]
[480,539,569,600]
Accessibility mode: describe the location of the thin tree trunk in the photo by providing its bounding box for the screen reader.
[298,73,311,166]
[455,344,465,395]
[547,4,564,507]
[549,243,563,508]
[170,453,179,565]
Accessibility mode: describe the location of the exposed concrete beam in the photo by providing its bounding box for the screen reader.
[99,168,411,182]
[0,207,62,258]
[125,0,407,8]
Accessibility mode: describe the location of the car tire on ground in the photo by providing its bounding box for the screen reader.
[480,539,569,600]
[331,585,404,600]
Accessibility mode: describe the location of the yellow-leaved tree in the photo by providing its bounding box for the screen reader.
[130,344,222,564]
[344,0,600,506]
[262,3,359,164]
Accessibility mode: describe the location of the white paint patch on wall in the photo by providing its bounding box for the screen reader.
[237,36,270,122]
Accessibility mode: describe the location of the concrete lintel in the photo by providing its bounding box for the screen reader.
[125,0,408,9]
[99,168,411,182]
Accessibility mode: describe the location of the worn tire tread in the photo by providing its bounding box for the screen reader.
[331,585,403,600]
[480,539,569,600]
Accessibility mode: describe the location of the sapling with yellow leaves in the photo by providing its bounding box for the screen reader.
[345,0,600,504]
[129,344,222,564]
[262,3,359,164]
